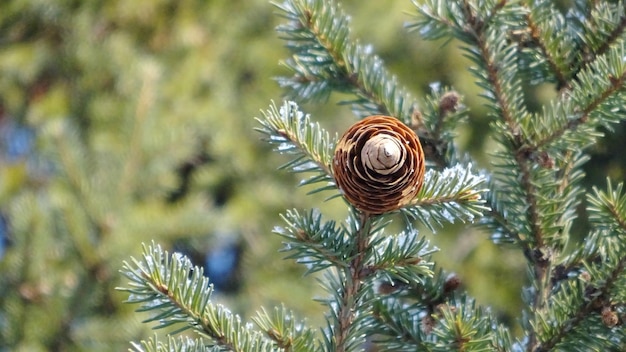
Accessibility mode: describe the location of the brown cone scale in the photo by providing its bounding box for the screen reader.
[333,115,425,214]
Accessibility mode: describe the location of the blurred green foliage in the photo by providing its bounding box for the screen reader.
[0,0,623,350]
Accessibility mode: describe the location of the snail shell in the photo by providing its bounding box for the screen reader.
[333,115,425,214]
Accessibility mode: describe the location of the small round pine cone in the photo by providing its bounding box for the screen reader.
[333,115,425,214]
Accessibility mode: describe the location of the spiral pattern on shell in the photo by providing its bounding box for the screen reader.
[333,115,425,215]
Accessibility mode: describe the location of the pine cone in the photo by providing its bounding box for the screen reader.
[333,115,425,214]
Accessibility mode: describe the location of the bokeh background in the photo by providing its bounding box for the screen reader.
[0,1,623,350]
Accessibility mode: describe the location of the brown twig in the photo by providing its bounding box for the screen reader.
[525,11,570,90]
[334,212,371,352]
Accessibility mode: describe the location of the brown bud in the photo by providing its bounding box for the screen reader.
[536,151,554,169]
[435,303,455,315]
[333,116,426,214]
[421,314,436,335]
[601,306,619,328]
[410,108,423,129]
[578,271,591,282]
[443,273,462,294]
[377,280,401,295]
[439,91,460,114]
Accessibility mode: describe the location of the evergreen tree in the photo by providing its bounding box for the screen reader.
[3,0,625,351]
[118,0,626,351]
[0,1,306,350]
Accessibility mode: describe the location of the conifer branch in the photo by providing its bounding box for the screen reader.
[533,43,626,151]
[275,208,350,273]
[484,198,525,244]
[448,0,525,135]
[427,295,512,351]
[534,255,626,352]
[333,212,371,352]
[348,269,514,350]
[402,164,489,232]
[409,2,626,350]
[368,229,435,283]
[524,7,569,89]
[370,299,428,349]
[508,169,567,346]
[118,243,275,352]
[277,0,470,166]
[256,101,336,195]
[516,154,544,247]
[274,0,417,123]
[253,306,318,352]
[274,206,436,351]
[411,3,536,241]
[52,123,105,236]
[575,2,626,77]
[588,180,626,235]
[532,181,626,351]
[130,334,219,352]
[367,270,465,348]
[592,13,626,65]
[417,88,467,168]
[477,37,523,139]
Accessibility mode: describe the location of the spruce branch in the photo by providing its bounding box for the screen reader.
[370,269,513,351]
[369,299,428,349]
[431,296,508,352]
[273,206,433,351]
[572,2,626,78]
[418,87,468,168]
[402,164,489,232]
[587,179,626,236]
[469,31,526,139]
[483,184,524,245]
[256,101,336,195]
[410,0,530,153]
[410,1,626,351]
[332,213,370,352]
[533,246,626,352]
[368,228,435,285]
[274,208,351,274]
[502,148,586,349]
[481,147,580,251]
[253,306,318,352]
[118,243,275,351]
[485,150,587,250]
[276,0,472,165]
[533,41,626,151]
[523,1,573,89]
[295,212,379,352]
[587,5,626,60]
[411,0,584,256]
[371,290,512,352]
[528,180,626,351]
[274,0,417,123]
[274,208,437,352]
[413,0,623,301]
[257,98,488,304]
[130,334,218,352]
[407,0,513,43]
